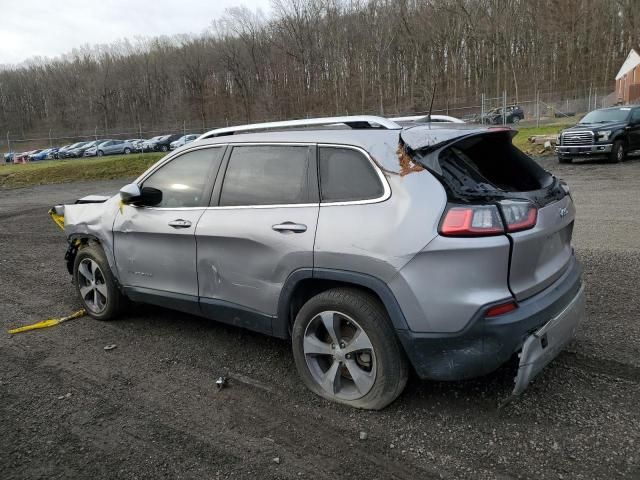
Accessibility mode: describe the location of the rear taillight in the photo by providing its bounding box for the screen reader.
[500,201,538,232]
[440,205,504,236]
[440,202,537,237]
[485,300,518,317]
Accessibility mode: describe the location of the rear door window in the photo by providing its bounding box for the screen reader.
[318,146,384,202]
[219,145,312,206]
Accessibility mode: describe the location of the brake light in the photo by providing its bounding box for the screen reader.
[500,201,538,232]
[485,301,518,317]
[440,205,504,236]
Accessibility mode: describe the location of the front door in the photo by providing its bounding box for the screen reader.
[196,144,319,333]
[113,146,225,304]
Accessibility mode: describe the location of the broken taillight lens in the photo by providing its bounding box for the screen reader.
[499,201,538,232]
[439,205,504,236]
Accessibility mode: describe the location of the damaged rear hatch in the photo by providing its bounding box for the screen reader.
[403,126,574,301]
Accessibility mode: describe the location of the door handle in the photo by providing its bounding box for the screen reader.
[272,222,307,233]
[168,219,192,229]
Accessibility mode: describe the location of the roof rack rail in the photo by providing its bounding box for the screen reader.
[197,115,401,140]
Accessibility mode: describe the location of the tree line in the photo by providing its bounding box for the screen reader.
[0,0,636,142]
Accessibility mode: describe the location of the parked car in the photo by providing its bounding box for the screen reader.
[4,152,15,163]
[126,139,145,152]
[56,143,78,159]
[14,151,34,163]
[27,149,44,161]
[147,134,182,152]
[93,140,135,157]
[61,141,93,158]
[30,148,57,161]
[556,105,640,164]
[141,136,164,152]
[53,115,583,410]
[170,134,199,150]
[477,105,525,125]
[46,147,60,159]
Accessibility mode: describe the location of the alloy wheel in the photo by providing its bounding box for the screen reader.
[77,258,108,313]
[303,311,376,401]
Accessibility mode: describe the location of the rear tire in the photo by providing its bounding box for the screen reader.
[292,288,408,410]
[124,148,131,154]
[609,140,625,163]
[73,243,126,321]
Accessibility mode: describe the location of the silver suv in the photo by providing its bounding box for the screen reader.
[52,116,585,409]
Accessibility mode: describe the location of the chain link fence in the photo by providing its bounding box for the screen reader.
[2,84,618,162]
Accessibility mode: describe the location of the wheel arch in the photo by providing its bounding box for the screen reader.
[274,268,409,339]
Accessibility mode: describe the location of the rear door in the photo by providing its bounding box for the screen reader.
[195,144,319,332]
[113,146,225,303]
[506,195,575,300]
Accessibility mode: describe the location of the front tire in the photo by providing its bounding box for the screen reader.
[558,155,572,164]
[292,288,408,410]
[97,150,104,157]
[161,145,168,152]
[73,243,126,321]
[609,140,625,163]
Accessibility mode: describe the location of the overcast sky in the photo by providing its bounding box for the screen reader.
[0,0,272,66]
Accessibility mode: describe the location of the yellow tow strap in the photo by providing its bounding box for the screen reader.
[8,309,86,334]
[48,208,65,230]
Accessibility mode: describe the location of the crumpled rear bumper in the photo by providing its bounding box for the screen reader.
[397,255,583,390]
[513,284,585,394]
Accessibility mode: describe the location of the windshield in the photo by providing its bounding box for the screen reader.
[580,108,630,124]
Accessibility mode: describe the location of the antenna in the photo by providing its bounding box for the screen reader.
[427,83,437,129]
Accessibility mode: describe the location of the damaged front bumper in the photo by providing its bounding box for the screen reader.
[397,255,584,395]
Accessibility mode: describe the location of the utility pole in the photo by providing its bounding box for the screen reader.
[94,126,98,141]
[49,129,53,148]
[536,91,540,128]
[503,90,507,125]
[6,131,10,156]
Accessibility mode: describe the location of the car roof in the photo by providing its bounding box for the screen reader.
[189,124,498,170]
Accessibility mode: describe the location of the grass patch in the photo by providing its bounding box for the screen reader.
[513,123,574,155]
[0,153,164,189]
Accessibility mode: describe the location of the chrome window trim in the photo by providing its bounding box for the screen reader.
[134,142,391,211]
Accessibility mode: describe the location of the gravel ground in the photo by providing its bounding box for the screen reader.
[1,156,639,479]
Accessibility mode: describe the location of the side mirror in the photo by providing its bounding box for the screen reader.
[119,183,141,203]
[119,184,163,206]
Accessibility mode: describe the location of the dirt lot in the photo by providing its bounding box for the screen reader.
[1,156,639,479]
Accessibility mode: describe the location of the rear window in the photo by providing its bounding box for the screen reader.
[436,132,550,193]
[220,145,312,206]
[319,147,383,202]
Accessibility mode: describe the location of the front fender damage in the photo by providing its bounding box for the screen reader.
[50,195,121,274]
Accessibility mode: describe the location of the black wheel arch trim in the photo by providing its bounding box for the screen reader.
[274,268,410,339]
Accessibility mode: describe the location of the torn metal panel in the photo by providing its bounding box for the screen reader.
[512,285,585,395]
[63,195,121,269]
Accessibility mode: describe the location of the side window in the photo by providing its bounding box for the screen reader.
[219,145,311,206]
[142,147,223,208]
[318,147,384,203]
[631,109,640,123]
